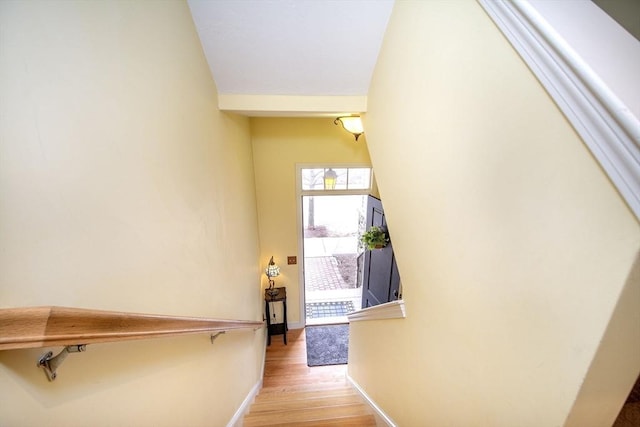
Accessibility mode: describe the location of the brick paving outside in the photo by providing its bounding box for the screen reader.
[304,256,350,291]
[303,237,361,323]
[304,254,361,322]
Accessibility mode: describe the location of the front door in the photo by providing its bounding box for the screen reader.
[361,196,401,308]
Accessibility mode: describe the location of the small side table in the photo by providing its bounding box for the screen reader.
[265,287,287,345]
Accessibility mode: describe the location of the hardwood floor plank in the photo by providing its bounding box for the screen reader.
[273,415,378,427]
[249,394,366,413]
[253,388,357,404]
[243,403,372,426]
[243,327,378,426]
[258,383,354,395]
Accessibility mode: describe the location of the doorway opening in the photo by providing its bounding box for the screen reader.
[303,194,366,325]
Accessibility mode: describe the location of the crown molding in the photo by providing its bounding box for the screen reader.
[478,0,640,221]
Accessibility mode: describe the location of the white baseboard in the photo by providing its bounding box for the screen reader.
[347,373,397,427]
[287,321,305,330]
[226,378,261,427]
[226,330,268,427]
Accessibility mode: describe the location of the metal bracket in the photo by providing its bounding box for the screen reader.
[38,345,86,381]
[210,331,225,344]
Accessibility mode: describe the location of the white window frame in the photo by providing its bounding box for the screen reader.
[293,163,373,328]
[297,164,374,196]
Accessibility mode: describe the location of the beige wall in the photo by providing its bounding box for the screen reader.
[349,1,640,426]
[251,118,372,325]
[0,1,264,426]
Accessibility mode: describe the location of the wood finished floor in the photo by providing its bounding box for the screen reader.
[243,328,377,426]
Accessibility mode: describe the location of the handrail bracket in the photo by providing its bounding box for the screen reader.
[38,344,86,381]
[210,331,225,344]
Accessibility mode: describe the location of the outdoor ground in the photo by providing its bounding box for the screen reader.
[302,195,366,324]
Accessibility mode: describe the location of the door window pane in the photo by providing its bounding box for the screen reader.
[332,168,348,190]
[347,168,371,190]
[301,167,371,191]
[301,168,325,190]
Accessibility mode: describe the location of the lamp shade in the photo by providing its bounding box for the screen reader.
[335,116,364,141]
[265,256,280,278]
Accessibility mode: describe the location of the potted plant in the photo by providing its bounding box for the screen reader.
[360,226,389,250]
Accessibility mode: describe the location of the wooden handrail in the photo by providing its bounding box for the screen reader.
[0,306,264,350]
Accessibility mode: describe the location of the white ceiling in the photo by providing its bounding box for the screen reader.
[187,0,393,103]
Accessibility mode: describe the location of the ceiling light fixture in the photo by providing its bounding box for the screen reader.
[334,116,364,141]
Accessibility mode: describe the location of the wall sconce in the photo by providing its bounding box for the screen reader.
[323,168,337,190]
[265,256,280,296]
[334,116,364,141]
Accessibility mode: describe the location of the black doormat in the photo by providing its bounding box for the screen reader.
[305,324,349,367]
[306,301,355,319]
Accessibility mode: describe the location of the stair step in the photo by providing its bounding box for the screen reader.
[265,363,345,374]
[262,414,378,426]
[254,387,357,404]
[243,403,373,427]
[262,377,347,389]
[259,381,352,394]
[250,394,364,413]
[264,362,313,376]
[263,374,347,388]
